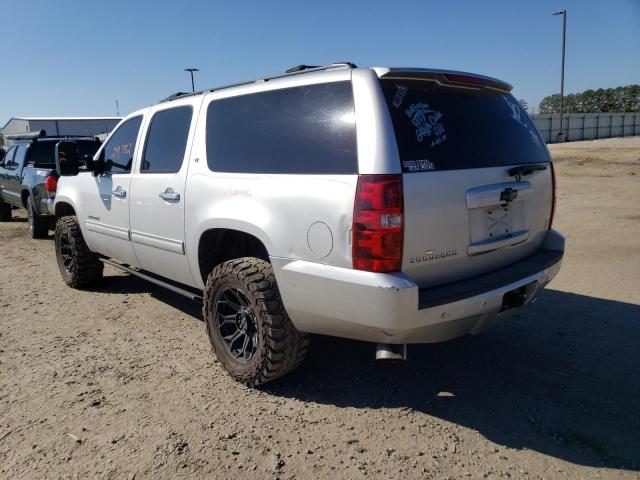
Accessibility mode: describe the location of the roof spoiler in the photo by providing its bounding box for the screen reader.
[376,68,513,92]
[6,130,47,141]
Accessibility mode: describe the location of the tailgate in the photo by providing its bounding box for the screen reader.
[379,74,553,288]
[403,167,552,288]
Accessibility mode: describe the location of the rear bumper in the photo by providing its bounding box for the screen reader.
[273,229,564,344]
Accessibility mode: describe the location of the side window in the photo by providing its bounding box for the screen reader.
[206,81,357,174]
[102,116,143,173]
[2,147,16,168]
[8,145,27,171]
[141,106,192,173]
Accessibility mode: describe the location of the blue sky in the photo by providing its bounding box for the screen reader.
[1,0,638,126]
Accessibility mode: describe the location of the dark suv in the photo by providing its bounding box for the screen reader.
[0,132,101,237]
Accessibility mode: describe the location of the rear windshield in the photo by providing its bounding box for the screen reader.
[381,79,549,172]
[27,142,57,167]
[75,140,102,158]
[28,140,101,167]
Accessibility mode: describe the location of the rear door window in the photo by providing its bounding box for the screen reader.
[141,106,193,173]
[206,82,357,174]
[381,79,549,172]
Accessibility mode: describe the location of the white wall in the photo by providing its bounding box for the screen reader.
[533,112,640,143]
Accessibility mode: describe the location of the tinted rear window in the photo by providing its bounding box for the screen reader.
[381,80,549,172]
[27,142,56,167]
[76,140,102,158]
[206,82,357,174]
[28,140,101,168]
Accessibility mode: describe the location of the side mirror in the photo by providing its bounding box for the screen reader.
[55,142,79,177]
[91,151,106,176]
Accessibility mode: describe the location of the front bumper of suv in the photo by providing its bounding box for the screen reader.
[272,229,564,344]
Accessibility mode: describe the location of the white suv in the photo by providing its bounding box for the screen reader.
[52,63,564,385]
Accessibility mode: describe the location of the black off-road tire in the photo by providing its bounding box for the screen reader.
[0,201,11,221]
[203,257,309,386]
[55,216,103,288]
[27,197,49,239]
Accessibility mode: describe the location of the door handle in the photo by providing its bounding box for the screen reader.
[159,188,180,202]
[112,186,127,198]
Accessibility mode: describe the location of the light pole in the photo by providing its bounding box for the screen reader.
[553,10,567,142]
[184,67,199,93]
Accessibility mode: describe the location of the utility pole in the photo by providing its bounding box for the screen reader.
[184,68,199,93]
[553,10,567,142]
[115,99,120,116]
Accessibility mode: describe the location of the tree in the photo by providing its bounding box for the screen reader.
[538,84,640,113]
[539,94,562,114]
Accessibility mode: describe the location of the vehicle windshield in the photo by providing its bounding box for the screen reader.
[380,79,549,173]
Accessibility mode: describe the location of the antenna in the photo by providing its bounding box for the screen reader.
[115,99,120,116]
[184,68,199,93]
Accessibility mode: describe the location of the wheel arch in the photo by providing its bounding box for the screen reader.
[55,201,77,219]
[197,228,270,285]
[21,189,29,209]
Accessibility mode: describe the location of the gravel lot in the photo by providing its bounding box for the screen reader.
[1,137,639,479]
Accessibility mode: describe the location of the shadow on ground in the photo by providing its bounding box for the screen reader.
[266,289,640,471]
[89,272,203,319]
[88,274,640,471]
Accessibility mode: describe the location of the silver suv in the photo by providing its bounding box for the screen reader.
[52,63,564,385]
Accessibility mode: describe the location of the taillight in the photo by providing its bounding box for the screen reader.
[44,175,58,199]
[352,174,404,272]
[549,162,557,228]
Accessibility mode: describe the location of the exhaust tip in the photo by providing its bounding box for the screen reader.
[376,343,407,363]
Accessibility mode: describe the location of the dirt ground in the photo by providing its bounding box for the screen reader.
[1,137,639,479]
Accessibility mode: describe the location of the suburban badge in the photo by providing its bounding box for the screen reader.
[410,249,458,263]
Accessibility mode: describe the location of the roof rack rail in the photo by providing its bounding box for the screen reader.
[5,130,46,141]
[163,91,191,102]
[285,62,357,74]
[160,62,358,103]
[5,131,100,142]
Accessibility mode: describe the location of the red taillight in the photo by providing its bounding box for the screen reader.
[44,175,58,198]
[549,162,557,228]
[352,174,404,273]
[443,73,491,87]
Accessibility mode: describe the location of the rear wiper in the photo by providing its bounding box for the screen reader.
[508,163,548,180]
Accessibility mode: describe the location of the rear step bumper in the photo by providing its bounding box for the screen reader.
[418,248,563,309]
[273,229,564,344]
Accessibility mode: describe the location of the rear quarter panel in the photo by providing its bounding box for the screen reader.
[184,170,358,289]
[23,167,55,215]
